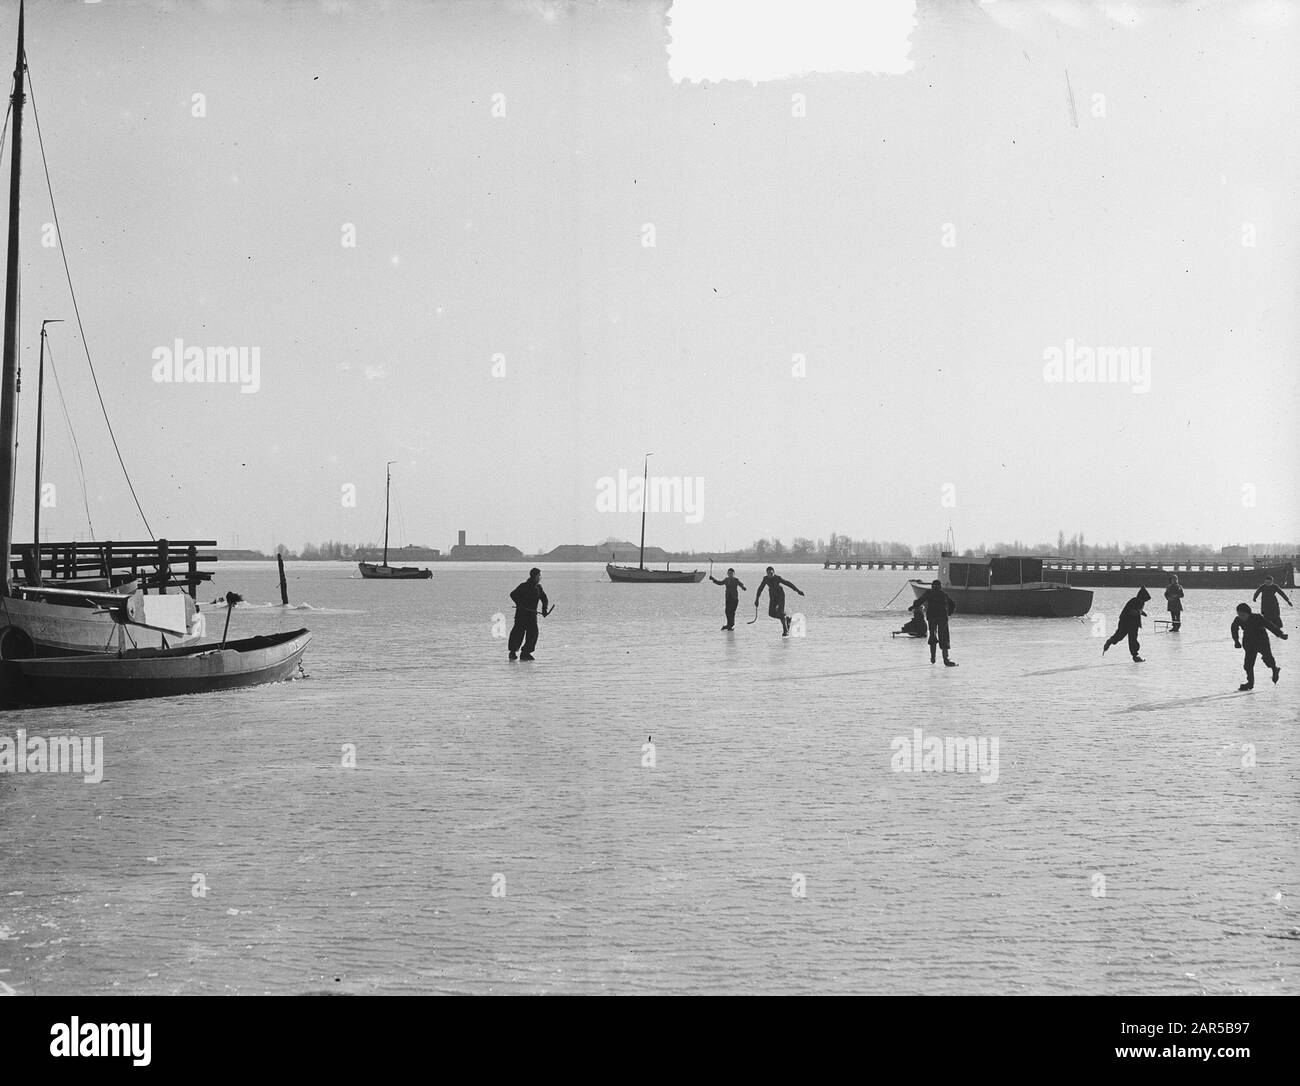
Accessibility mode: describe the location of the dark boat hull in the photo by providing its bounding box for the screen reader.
[358,562,432,580]
[1048,562,1293,590]
[606,563,705,584]
[910,581,1093,617]
[0,629,311,707]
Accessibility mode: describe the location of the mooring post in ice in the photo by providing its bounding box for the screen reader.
[219,590,243,647]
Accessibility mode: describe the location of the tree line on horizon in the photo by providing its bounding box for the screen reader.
[256,533,1297,561]
[698,532,1298,560]
[263,540,382,560]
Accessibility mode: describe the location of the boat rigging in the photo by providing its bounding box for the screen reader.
[357,461,432,579]
[605,452,705,584]
[0,2,217,658]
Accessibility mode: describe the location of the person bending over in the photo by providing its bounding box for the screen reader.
[1231,602,1286,690]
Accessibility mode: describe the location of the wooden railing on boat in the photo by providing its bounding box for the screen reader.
[8,539,217,598]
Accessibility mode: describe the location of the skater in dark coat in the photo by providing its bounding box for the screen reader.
[507,567,550,661]
[755,567,804,637]
[914,579,958,665]
[709,568,747,630]
[1252,576,1292,630]
[1164,574,1184,632]
[897,598,928,638]
[1230,602,1286,690]
[1103,586,1151,662]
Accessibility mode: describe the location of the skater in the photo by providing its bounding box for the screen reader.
[507,567,550,661]
[709,567,747,630]
[755,566,804,637]
[1230,602,1286,690]
[1164,574,1184,631]
[897,598,928,638]
[1102,586,1150,662]
[1252,575,1292,631]
[914,579,958,666]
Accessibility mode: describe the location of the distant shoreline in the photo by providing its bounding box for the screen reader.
[222,551,832,564]
[219,551,1299,567]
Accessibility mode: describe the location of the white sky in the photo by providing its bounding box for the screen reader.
[5,0,1297,555]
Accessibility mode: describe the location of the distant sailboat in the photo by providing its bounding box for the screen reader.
[358,462,432,580]
[605,454,704,584]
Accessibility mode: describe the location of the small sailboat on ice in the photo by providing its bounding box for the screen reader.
[605,454,704,584]
[357,462,432,579]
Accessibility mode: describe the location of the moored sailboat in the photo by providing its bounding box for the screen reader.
[605,454,704,584]
[0,3,212,658]
[0,629,310,707]
[0,590,309,707]
[357,462,432,579]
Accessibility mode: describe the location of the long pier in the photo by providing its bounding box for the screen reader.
[816,553,1297,589]
[1042,555,1297,576]
[823,556,938,571]
[8,539,217,598]
[1044,555,1296,589]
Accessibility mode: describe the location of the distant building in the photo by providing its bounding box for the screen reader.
[1220,545,1249,560]
[449,543,523,561]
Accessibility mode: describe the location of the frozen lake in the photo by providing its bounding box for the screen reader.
[1,562,1296,994]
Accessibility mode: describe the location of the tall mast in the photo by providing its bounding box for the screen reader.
[383,460,394,566]
[0,0,26,595]
[638,453,651,570]
[32,319,59,584]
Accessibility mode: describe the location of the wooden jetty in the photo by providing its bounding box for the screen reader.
[820,552,1296,589]
[1041,555,1295,590]
[823,555,939,571]
[8,539,217,597]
